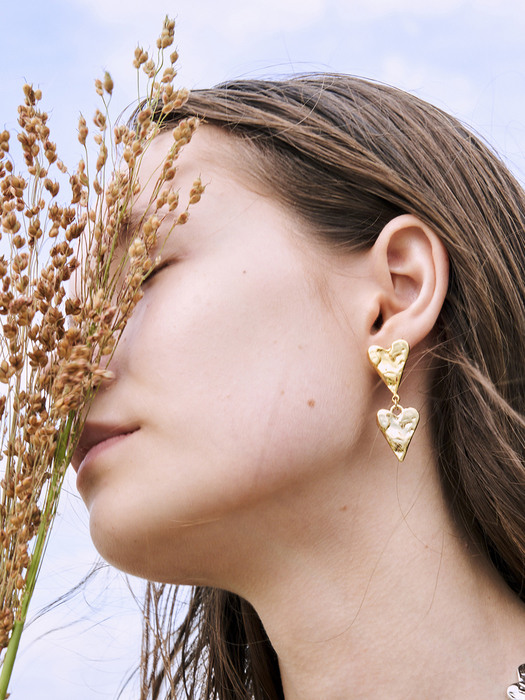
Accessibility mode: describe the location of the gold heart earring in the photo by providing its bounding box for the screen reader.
[367,339,419,461]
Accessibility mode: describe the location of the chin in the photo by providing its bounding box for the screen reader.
[87,507,216,586]
[89,516,140,575]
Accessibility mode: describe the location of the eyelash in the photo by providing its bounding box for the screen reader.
[143,259,171,285]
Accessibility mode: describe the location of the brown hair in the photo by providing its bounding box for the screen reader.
[139,74,525,699]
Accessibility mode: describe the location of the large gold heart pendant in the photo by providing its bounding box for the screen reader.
[376,406,420,461]
[368,339,410,395]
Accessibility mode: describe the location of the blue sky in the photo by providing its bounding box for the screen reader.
[4,0,525,179]
[3,0,525,696]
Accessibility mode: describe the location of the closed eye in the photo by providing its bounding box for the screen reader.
[142,259,173,286]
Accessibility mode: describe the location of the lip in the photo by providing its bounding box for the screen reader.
[72,422,139,474]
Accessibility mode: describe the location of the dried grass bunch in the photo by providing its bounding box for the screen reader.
[0,18,202,697]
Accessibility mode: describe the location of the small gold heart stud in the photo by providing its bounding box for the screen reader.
[376,406,420,461]
[368,339,409,395]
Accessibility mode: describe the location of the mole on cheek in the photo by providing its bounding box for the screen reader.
[307,399,315,407]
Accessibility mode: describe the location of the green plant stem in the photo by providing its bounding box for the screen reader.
[0,413,74,700]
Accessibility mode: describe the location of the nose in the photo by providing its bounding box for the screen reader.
[86,284,142,388]
[65,215,150,397]
[61,288,120,398]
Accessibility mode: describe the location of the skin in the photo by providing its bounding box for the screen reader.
[75,127,525,699]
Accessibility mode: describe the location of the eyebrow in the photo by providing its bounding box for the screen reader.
[117,208,148,249]
[117,206,181,263]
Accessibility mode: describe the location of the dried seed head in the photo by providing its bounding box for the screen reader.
[133,46,149,68]
[0,360,16,383]
[78,116,88,146]
[123,148,135,168]
[137,107,152,124]
[167,191,179,211]
[44,140,57,164]
[142,215,160,237]
[143,59,156,78]
[12,235,25,249]
[0,130,10,151]
[188,177,205,205]
[22,84,38,106]
[155,189,169,210]
[44,179,59,197]
[103,71,114,95]
[128,237,146,260]
[96,143,108,172]
[2,212,21,235]
[156,17,175,48]
[93,109,107,130]
[0,20,203,656]
[161,67,176,84]
[12,253,29,274]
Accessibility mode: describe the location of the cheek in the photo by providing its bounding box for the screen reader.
[134,265,364,492]
[84,250,369,581]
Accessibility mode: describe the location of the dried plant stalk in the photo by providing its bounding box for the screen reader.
[0,17,201,697]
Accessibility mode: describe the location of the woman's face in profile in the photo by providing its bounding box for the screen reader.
[74,127,372,587]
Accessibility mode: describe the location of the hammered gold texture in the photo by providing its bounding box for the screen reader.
[368,339,410,395]
[376,406,420,461]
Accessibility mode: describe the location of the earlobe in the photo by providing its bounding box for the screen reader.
[369,214,449,348]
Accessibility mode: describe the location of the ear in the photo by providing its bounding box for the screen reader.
[367,214,449,349]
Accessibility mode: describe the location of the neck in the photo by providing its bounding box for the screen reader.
[235,428,525,699]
